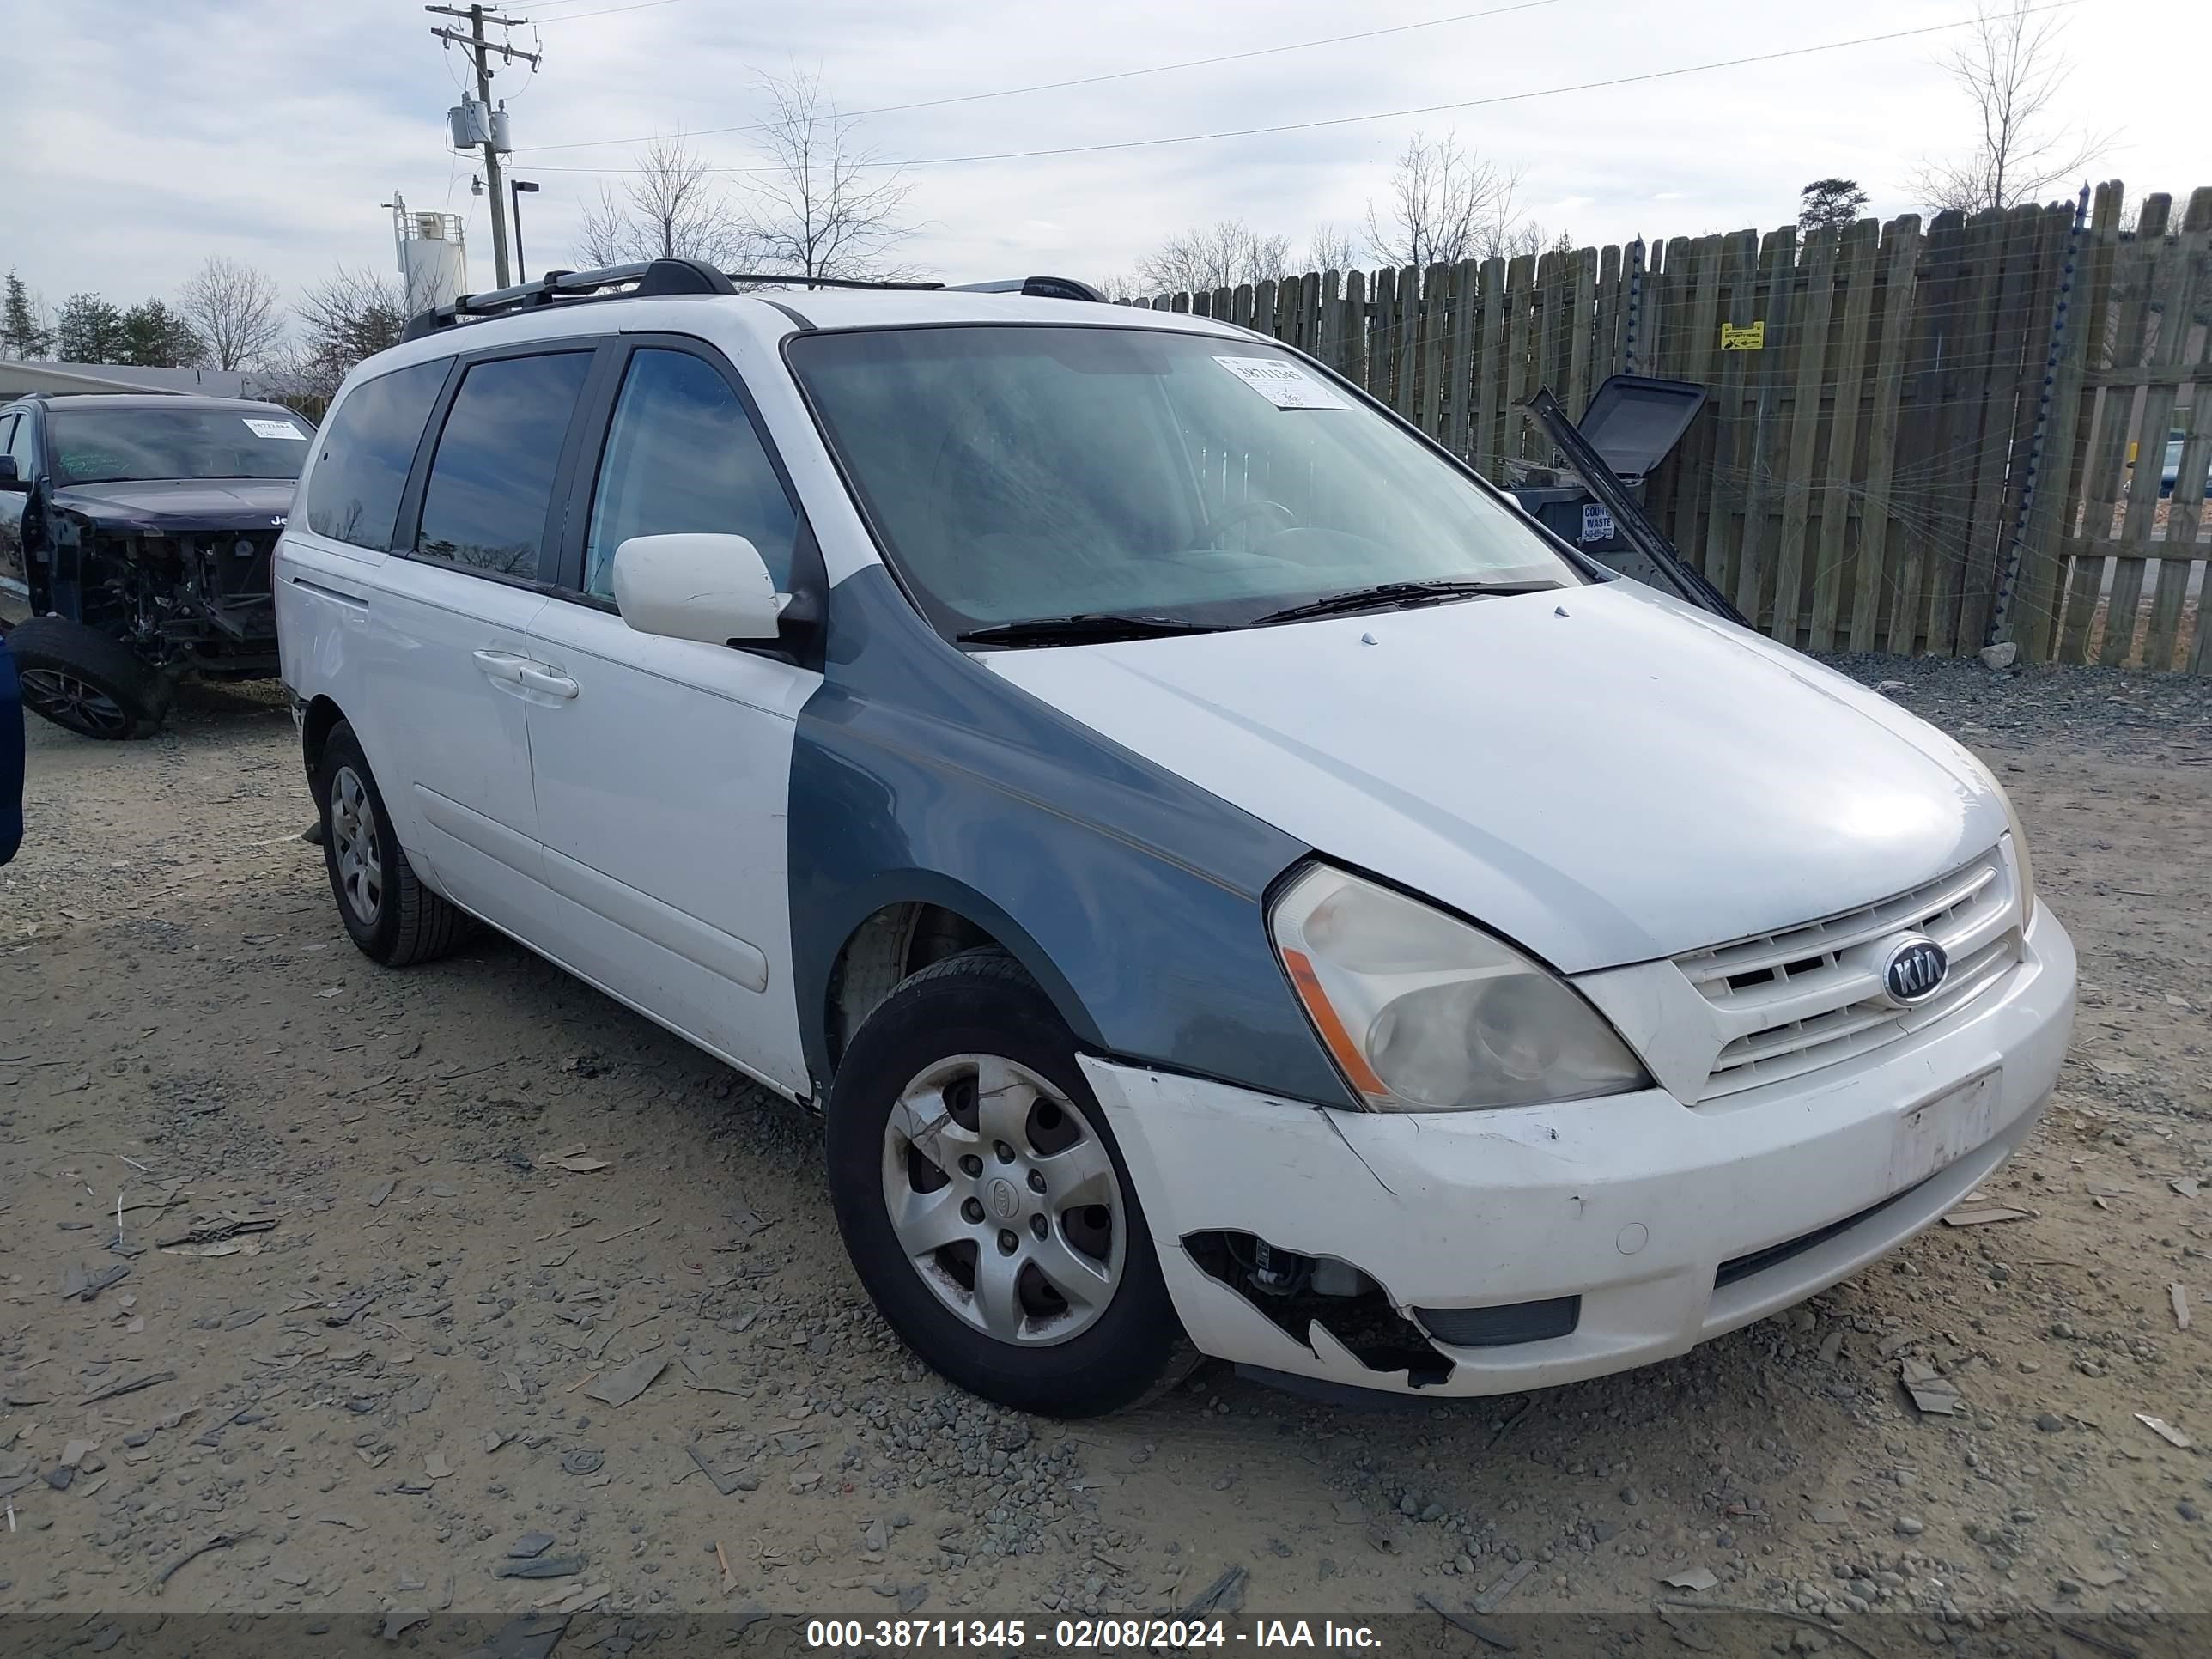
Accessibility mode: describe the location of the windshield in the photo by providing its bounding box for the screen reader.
[51,407,313,485]
[787,325,1576,635]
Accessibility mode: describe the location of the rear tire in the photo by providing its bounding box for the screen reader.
[827,950,1187,1417]
[314,720,470,967]
[9,616,171,740]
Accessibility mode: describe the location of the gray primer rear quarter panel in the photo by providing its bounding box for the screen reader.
[787,564,1352,1108]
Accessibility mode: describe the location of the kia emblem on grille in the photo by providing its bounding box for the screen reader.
[1881,935,1950,1006]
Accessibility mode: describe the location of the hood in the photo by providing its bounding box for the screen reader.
[980,580,2008,973]
[49,477,297,533]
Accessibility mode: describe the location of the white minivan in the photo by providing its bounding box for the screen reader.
[274,259,2075,1417]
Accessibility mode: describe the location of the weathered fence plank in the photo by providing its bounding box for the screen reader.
[1733,228,1795,629]
[2103,199,2199,665]
[2145,191,2212,672]
[1810,219,1881,652]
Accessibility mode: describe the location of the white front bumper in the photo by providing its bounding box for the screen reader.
[1083,904,2075,1398]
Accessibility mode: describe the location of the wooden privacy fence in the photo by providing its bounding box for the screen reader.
[1123,180,2212,673]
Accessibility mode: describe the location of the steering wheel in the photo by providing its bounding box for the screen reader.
[1206,498,1297,544]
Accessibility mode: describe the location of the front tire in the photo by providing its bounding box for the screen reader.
[314,721,470,966]
[827,951,1187,1417]
[9,616,171,740]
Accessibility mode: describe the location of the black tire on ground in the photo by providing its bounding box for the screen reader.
[9,616,172,740]
[826,950,1188,1418]
[313,720,471,967]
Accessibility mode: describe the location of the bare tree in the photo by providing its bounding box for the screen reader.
[1304,222,1364,276]
[281,266,408,412]
[740,68,917,281]
[575,134,750,269]
[1135,221,1291,296]
[1364,131,1535,269]
[179,255,284,371]
[1913,0,2112,214]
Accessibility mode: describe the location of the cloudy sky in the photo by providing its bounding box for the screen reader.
[2,0,2192,325]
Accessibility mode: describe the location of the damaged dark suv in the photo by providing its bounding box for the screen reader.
[0,392,314,738]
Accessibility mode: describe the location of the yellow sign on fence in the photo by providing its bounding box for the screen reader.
[1720,320,1766,351]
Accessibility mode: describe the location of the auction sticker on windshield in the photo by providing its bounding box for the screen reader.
[1215,356,1350,410]
[242,418,306,440]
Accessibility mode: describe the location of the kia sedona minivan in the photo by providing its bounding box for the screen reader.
[273,259,2075,1417]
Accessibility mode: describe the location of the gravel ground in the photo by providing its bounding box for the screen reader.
[3,641,2209,1655]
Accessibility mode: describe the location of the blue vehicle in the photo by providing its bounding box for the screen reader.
[2160,432,2209,499]
[1,628,22,865]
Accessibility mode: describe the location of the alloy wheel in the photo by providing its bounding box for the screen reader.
[18,668,128,738]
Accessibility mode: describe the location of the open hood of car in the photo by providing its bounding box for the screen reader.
[48,477,297,533]
[979,580,2009,973]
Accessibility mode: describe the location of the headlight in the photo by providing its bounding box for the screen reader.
[1945,737,2037,927]
[1995,781,2037,926]
[1270,866,1650,1112]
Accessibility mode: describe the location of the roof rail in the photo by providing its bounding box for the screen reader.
[723,273,946,292]
[401,258,734,342]
[947,276,1106,302]
[399,262,1101,343]
[400,258,953,342]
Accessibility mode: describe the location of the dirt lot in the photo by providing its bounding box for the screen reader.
[3,641,2210,1652]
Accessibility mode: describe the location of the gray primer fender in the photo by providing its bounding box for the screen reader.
[788,564,1354,1109]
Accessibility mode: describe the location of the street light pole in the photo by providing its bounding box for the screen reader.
[510,179,539,282]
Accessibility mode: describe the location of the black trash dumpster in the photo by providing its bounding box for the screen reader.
[1508,374,1705,592]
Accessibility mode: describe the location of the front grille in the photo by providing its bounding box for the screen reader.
[1676,848,2022,1102]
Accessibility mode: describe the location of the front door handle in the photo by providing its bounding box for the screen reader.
[517,665,580,700]
[472,649,532,684]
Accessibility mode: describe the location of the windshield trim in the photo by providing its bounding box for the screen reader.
[778,319,1599,647]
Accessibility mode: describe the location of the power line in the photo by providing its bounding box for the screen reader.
[532,0,689,22]
[514,0,1566,154]
[521,3,2083,179]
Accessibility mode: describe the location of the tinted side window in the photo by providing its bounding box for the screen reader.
[305,360,447,550]
[582,349,799,599]
[416,352,592,580]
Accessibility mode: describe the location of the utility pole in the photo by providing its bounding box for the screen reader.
[428,5,539,289]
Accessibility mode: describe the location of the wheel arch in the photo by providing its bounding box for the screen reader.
[301,694,347,781]
[812,873,1104,1097]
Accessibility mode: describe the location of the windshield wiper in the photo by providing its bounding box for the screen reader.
[1250,579,1561,626]
[957,613,1220,647]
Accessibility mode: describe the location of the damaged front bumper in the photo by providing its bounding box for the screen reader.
[1082,904,2075,1400]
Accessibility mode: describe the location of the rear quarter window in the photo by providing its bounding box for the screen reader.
[305,360,449,550]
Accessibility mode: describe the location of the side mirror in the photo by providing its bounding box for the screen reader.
[0,456,26,493]
[610,532,784,644]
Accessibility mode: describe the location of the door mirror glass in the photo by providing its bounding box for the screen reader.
[611,532,783,644]
[0,455,23,490]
